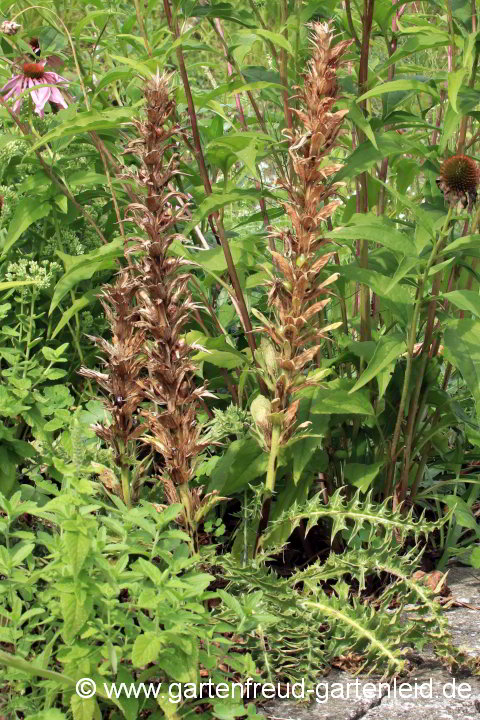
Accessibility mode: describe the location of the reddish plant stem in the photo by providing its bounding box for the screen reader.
[162,0,261,372]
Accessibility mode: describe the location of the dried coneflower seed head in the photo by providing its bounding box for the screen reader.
[440,155,480,194]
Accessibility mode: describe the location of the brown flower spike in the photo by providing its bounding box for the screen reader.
[255,24,352,449]
[436,154,480,212]
[81,74,218,535]
[253,23,352,554]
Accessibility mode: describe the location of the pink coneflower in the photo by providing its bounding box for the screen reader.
[0,61,69,117]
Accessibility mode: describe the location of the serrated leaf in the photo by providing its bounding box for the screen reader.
[131,632,163,667]
[70,695,95,720]
[64,531,90,577]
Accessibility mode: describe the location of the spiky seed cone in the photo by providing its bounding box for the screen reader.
[439,155,480,194]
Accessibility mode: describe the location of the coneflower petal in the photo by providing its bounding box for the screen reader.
[0,74,22,93]
[30,83,50,114]
[48,85,68,108]
[44,71,68,85]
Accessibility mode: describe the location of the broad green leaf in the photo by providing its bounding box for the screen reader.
[441,234,480,256]
[132,632,163,667]
[64,532,90,577]
[207,437,268,494]
[383,31,450,68]
[0,199,51,258]
[347,100,377,149]
[448,68,467,113]
[375,177,436,239]
[70,695,95,720]
[327,214,416,256]
[109,54,159,77]
[247,29,293,55]
[61,592,90,642]
[10,542,35,567]
[94,68,133,95]
[335,132,422,182]
[24,711,67,720]
[183,192,266,234]
[28,108,135,152]
[350,334,406,393]
[357,78,440,103]
[299,385,374,415]
[193,348,247,370]
[441,290,480,318]
[338,265,412,325]
[471,546,480,568]
[0,281,38,290]
[157,647,197,684]
[344,462,383,492]
[50,240,123,314]
[443,496,479,531]
[51,289,100,339]
[443,319,480,417]
[440,105,462,152]
[188,3,254,27]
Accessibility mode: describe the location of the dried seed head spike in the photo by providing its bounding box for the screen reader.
[437,154,480,211]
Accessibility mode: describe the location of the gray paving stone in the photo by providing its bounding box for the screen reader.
[259,566,480,720]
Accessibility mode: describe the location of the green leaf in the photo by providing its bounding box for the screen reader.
[0,281,38,290]
[10,542,35,567]
[443,496,478,531]
[357,78,440,103]
[0,198,51,258]
[443,319,480,417]
[188,3,253,27]
[344,462,383,492]
[157,647,197,683]
[448,68,467,113]
[327,214,416,256]
[51,289,100,339]
[94,68,133,95]
[347,100,377,149]
[337,265,412,325]
[335,132,422,182]
[350,334,406,393]
[299,384,374,415]
[64,532,90,577]
[132,632,163,667]
[441,290,480,318]
[60,592,90,642]
[247,29,293,55]
[70,695,95,720]
[24,711,67,720]
[183,190,267,234]
[471,545,480,568]
[216,589,245,618]
[207,437,268,493]
[28,108,135,151]
[50,240,123,314]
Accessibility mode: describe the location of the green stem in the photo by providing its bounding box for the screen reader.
[23,293,37,378]
[254,423,281,557]
[121,462,131,509]
[0,649,116,704]
[389,208,453,506]
[265,424,281,495]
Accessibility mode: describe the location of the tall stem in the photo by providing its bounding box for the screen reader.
[389,208,453,507]
[253,423,281,557]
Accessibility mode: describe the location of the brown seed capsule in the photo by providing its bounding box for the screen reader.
[437,154,480,211]
[439,154,480,194]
